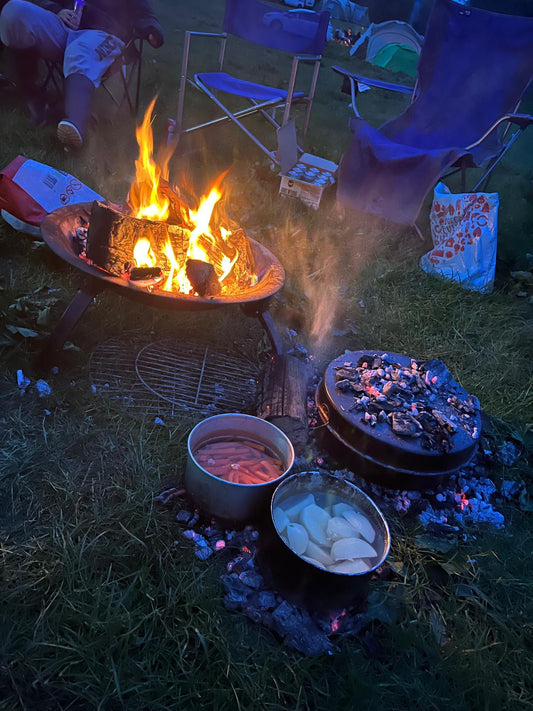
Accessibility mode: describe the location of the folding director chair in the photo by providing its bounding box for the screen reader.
[332,0,533,228]
[175,0,330,167]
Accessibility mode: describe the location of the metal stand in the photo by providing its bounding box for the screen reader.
[37,277,103,371]
[38,280,284,371]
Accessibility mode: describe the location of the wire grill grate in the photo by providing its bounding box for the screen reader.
[89,333,259,418]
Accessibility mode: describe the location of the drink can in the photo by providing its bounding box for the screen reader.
[72,0,85,29]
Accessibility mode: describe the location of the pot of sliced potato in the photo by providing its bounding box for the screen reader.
[265,471,391,609]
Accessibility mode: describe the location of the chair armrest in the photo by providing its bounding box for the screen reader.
[465,113,533,150]
[331,65,413,96]
[507,113,533,129]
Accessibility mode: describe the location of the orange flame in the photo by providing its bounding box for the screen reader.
[129,97,173,221]
[127,100,254,295]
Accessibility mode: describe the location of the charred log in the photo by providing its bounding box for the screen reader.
[258,355,310,452]
[186,259,221,297]
[86,201,188,276]
[130,266,163,281]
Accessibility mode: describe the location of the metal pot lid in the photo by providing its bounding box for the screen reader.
[316,350,482,479]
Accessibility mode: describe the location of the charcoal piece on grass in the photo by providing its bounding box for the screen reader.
[186,259,221,296]
[391,411,423,437]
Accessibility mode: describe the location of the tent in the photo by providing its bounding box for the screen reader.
[371,42,419,75]
[320,0,369,25]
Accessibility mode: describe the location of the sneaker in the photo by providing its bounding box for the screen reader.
[57,120,83,149]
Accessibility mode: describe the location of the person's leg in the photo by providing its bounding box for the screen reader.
[58,30,124,148]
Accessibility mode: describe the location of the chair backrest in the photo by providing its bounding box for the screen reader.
[381,0,533,157]
[223,0,330,55]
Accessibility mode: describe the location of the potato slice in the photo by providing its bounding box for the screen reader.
[340,510,376,544]
[280,493,315,520]
[272,506,289,533]
[328,559,371,575]
[285,522,309,555]
[305,539,333,567]
[326,516,359,541]
[332,502,353,517]
[330,536,378,561]
[300,504,330,546]
[301,555,327,570]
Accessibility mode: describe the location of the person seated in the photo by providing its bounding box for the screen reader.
[0,0,164,149]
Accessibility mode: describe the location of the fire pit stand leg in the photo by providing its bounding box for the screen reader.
[240,303,284,355]
[38,277,104,370]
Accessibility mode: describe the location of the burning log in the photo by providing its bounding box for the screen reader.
[258,355,310,452]
[224,227,256,294]
[129,266,162,281]
[186,259,221,297]
[86,200,188,276]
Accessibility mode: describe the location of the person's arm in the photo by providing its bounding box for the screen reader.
[131,0,164,48]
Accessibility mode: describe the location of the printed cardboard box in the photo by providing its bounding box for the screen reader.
[279,153,338,209]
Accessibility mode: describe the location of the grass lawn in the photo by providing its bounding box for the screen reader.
[0,1,532,709]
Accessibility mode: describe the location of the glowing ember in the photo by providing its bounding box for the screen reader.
[330,610,346,632]
[125,100,256,296]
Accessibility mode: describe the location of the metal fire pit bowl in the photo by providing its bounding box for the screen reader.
[257,471,390,612]
[315,350,482,490]
[38,203,286,366]
[185,414,295,523]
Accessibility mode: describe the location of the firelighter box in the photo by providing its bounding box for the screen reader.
[279,153,338,210]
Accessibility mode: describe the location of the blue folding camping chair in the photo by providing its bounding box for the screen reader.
[332,0,533,228]
[175,0,330,167]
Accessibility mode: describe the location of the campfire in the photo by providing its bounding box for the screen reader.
[79,99,258,298]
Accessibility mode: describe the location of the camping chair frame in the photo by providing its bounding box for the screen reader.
[332,65,533,194]
[42,35,144,117]
[175,0,329,168]
[176,30,322,166]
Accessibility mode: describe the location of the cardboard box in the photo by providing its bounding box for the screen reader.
[279,153,338,210]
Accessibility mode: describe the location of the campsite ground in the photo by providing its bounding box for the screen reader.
[0,1,532,709]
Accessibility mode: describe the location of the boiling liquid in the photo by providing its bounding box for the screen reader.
[193,435,284,485]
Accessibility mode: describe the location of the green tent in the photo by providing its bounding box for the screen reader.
[372,42,419,76]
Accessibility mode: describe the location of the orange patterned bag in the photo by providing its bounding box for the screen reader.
[420,182,499,294]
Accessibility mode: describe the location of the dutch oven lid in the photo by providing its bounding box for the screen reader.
[316,350,482,481]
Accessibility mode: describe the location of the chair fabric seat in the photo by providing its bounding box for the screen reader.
[336,0,533,226]
[338,118,465,225]
[196,72,305,102]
